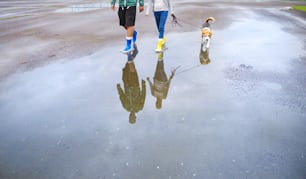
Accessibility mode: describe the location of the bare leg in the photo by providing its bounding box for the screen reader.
[126,26,134,37]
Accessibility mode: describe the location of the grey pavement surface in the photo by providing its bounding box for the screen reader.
[0,0,306,179]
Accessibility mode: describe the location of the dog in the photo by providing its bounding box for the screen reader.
[201,17,215,51]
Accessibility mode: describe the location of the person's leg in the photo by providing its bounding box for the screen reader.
[118,7,130,52]
[118,7,126,29]
[154,11,161,33]
[154,12,162,52]
[122,6,137,53]
[126,26,134,38]
[155,11,168,52]
[158,11,168,39]
[126,6,137,44]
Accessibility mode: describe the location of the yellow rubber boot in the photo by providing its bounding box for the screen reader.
[161,36,168,50]
[155,39,163,53]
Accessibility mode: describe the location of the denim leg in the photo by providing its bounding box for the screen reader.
[158,11,168,39]
[154,11,161,33]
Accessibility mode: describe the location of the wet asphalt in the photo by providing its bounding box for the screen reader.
[0,1,306,179]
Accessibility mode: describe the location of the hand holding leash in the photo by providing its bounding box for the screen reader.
[171,14,182,27]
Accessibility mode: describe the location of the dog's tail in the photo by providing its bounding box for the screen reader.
[206,17,215,23]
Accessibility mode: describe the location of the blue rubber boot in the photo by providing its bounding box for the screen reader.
[121,37,133,54]
[133,30,137,44]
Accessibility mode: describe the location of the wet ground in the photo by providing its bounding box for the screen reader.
[1,0,306,179]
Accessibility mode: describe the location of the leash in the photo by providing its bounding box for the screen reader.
[171,14,201,29]
[169,15,206,75]
[175,64,201,76]
[171,14,182,27]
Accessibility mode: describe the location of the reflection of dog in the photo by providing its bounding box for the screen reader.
[199,44,210,65]
[201,17,215,50]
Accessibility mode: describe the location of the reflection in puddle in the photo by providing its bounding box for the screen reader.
[199,43,211,65]
[56,3,110,13]
[116,45,146,124]
[147,51,179,110]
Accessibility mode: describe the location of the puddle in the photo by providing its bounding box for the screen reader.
[215,17,304,73]
[55,3,111,13]
[0,10,305,179]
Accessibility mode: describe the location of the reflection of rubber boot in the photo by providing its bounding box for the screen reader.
[155,39,163,53]
[121,37,133,54]
[133,30,137,44]
[128,44,138,61]
[157,52,163,61]
[132,43,138,58]
[127,52,133,61]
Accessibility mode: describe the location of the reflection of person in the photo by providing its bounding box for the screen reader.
[145,0,174,52]
[117,49,146,124]
[111,0,144,53]
[199,44,210,65]
[147,52,176,109]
